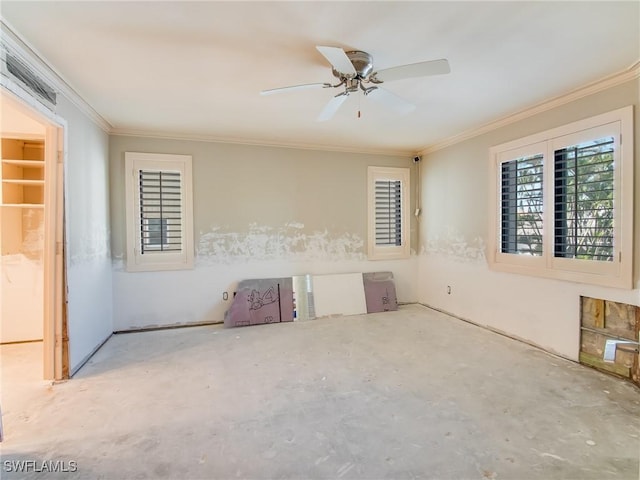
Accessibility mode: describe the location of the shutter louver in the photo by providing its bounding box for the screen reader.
[375,179,402,246]
[138,170,182,253]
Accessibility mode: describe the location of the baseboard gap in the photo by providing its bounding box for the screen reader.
[114,320,222,335]
[70,333,112,378]
[417,302,575,364]
[0,339,44,346]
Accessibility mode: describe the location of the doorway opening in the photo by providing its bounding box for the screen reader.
[0,89,67,381]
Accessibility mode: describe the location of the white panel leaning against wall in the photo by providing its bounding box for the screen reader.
[124,152,194,272]
[487,106,634,289]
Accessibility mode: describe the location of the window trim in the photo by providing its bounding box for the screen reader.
[367,166,410,260]
[488,106,633,288]
[125,152,194,272]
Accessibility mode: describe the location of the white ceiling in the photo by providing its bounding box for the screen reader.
[2,1,638,155]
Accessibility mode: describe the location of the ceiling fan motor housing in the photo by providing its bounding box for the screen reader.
[332,50,374,79]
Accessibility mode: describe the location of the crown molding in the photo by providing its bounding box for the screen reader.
[419,61,640,156]
[1,19,112,133]
[110,127,413,157]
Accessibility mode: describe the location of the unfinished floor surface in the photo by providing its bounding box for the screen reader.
[1,304,639,479]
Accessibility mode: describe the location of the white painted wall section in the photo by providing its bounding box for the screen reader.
[57,97,113,373]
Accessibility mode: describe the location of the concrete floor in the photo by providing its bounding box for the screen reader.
[1,304,639,480]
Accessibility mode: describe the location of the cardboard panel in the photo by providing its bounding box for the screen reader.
[224,277,293,328]
[363,271,398,313]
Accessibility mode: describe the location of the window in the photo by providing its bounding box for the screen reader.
[125,152,194,272]
[368,166,410,260]
[501,152,544,256]
[489,106,633,288]
[554,136,614,262]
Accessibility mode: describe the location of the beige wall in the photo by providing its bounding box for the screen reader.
[110,138,417,257]
[418,78,640,360]
[109,136,419,329]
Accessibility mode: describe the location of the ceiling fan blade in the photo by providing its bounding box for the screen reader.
[374,59,450,83]
[367,88,416,115]
[261,83,330,95]
[317,93,348,122]
[316,46,357,76]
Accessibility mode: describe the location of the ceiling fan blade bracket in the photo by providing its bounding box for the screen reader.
[361,84,378,96]
[368,73,384,85]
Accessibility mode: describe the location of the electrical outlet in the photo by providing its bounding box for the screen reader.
[447,285,451,295]
[223,291,229,301]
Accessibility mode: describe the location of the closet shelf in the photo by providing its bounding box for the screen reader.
[2,159,45,167]
[1,203,45,209]
[2,179,45,185]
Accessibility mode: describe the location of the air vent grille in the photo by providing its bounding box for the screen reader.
[1,47,56,109]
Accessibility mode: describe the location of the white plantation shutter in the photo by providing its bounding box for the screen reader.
[500,153,544,256]
[375,179,402,246]
[489,106,633,288]
[553,137,614,262]
[368,166,409,260]
[138,170,183,253]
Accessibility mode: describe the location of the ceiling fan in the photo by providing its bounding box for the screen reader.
[261,46,450,121]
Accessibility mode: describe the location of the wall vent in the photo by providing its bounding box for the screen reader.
[1,44,56,110]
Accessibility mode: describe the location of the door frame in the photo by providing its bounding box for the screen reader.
[1,88,68,380]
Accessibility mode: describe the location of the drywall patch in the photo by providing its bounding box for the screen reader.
[21,209,44,258]
[197,223,365,265]
[422,227,486,262]
[112,256,125,272]
[69,225,111,265]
